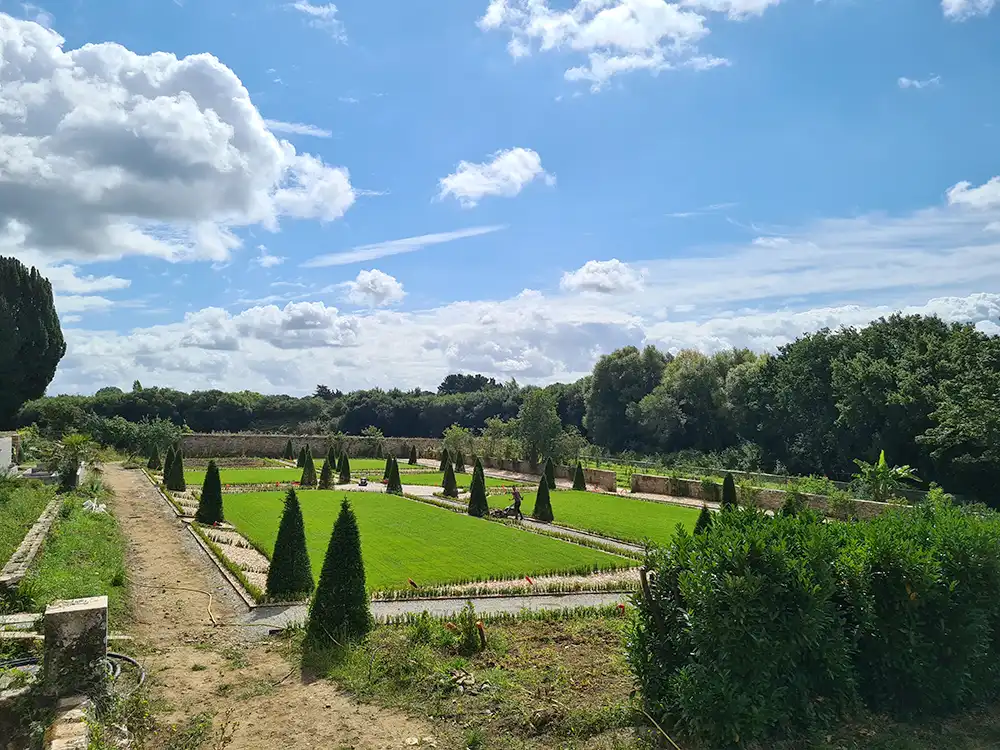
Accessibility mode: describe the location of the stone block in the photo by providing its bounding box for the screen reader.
[42,597,108,698]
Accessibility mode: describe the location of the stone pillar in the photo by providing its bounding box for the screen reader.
[42,597,108,698]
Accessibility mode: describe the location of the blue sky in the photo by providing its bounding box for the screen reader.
[2,0,999,394]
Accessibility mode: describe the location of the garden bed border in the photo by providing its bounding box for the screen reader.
[0,496,63,592]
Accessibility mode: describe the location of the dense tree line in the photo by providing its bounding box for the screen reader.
[17,313,1000,498]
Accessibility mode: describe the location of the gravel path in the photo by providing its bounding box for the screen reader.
[244,590,629,631]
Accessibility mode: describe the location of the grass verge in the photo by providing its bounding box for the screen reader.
[489,490,699,547]
[0,477,54,566]
[223,489,631,592]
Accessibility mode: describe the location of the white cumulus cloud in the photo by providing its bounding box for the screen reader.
[0,13,355,271]
[341,269,406,307]
[478,0,776,90]
[898,75,941,89]
[942,0,995,20]
[438,148,554,208]
[560,259,645,294]
[947,177,1000,209]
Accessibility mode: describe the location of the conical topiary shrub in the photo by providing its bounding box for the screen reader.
[283,439,295,461]
[195,460,224,524]
[147,446,162,471]
[338,454,351,484]
[306,498,371,647]
[532,477,554,523]
[454,452,466,473]
[382,456,393,481]
[467,459,489,517]
[438,448,450,473]
[721,472,738,510]
[166,449,186,492]
[300,446,317,488]
[572,462,586,491]
[297,446,307,468]
[543,457,556,490]
[386,457,403,495]
[326,446,338,475]
[266,489,314,601]
[408,445,418,465]
[442,461,459,498]
[162,445,175,479]
[694,504,713,534]
[318,458,333,489]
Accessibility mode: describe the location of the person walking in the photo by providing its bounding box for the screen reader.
[512,487,524,521]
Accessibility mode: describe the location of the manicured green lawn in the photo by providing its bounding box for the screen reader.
[223,490,630,592]
[185,458,413,487]
[489,490,699,545]
[399,472,527,489]
[0,480,53,567]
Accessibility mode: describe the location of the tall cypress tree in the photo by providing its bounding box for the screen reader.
[339,454,351,484]
[318,458,333,489]
[283,439,295,461]
[162,445,175,479]
[195,460,224,524]
[694,505,713,534]
[386,457,403,495]
[306,498,371,646]
[532,477,554,522]
[266,489,314,601]
[147,446,161,471]
[297,446,307,468]
[543,457,556,490]
[300,446,317,487]
[438,448,450,473]
[721,473,738,509]
[0,257,66,425]
[408,445,418,465]
[167,449,187,492]
[442,461,459,498]
[572,462,586,491]
[467,459,489,517]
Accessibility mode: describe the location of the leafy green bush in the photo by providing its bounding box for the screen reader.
[630,499,1000,745]
[793,475,838,497]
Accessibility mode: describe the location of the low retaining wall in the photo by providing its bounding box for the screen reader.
[180,433,440,459]
[0,497,62,591]
[630,474,891,519]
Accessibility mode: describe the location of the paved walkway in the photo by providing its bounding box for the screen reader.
[242,590,629,630]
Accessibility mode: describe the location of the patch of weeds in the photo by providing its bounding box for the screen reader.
[234,678,277,700]
[159,709,238,750]
[218,645,249,670]
[87,685,158,750]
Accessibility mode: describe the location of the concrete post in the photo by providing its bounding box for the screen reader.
[42,597,108,698]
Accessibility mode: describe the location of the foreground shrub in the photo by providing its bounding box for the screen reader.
[307,498,371,647]
[266,489,313,601]
[409,445,418,465]
[386,457,402,495]
[543,457,556,490]
[630,500,1000,746]
[146,446,161,471]
[195,460,223,525]
[442,461,459,498]
[467,459,489,517]
[532,477,554,522]
[572,462,586,491]
[630,508,856,747]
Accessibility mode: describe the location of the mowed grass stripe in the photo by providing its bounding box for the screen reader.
[489,490,700,546]
[223,490,631,592]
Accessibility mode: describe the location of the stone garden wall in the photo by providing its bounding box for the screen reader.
[180,433,441,458]
[474,455,618,492]
[630,473,891,519]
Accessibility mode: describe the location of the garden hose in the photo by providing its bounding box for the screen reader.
[0,652,146,686]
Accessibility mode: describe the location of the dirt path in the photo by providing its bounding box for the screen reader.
[106,465,430,750]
